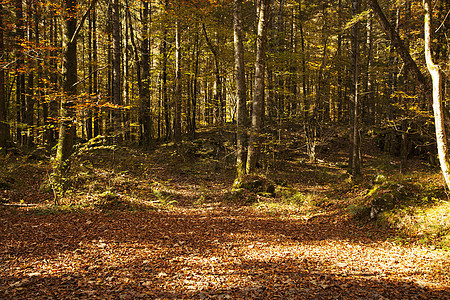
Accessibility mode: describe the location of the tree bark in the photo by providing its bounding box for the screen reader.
[112,0,121,140]
[54,0,78,176]
[423,0,450,189]
[140,0,152,148]
[15,0,25,145]
[25,0,34,148]
[173,19,182,144]
[247,0,270,173]
[234,0,247,179]
[349,0,361,177]
[53,0,98,184]
[161,0,170,140]
[92,7,99,137]
[0,2,7,152]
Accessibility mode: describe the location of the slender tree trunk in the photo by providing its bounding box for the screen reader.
[424,0,450,189]
[86,9,93,140]
[15,0,25,145]
[92,7,99,137]
[173,19,182,144]
[202,23,223,125]
[161,0,170,140]
[349,0,361,177]
[140,0,152,148]
[0,3,7,152]
[247,0,270,173]
[25,0,34,148]
[191,28,200,138]
[365,12,374,126]
[234,0,247,179]
[47,13,58,145]
[112,0,121,140]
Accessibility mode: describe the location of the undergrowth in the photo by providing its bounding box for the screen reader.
[1,127,450,250]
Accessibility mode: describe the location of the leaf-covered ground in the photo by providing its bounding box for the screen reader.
[1,207,449,299]
[1,127,450,299]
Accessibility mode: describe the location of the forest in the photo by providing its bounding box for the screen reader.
[1,0,450,298]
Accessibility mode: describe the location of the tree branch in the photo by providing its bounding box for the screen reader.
[367,0,431,103]
[70,0,99,45]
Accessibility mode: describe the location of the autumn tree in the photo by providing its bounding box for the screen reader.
[423,0,450,189]
[0,1,7,152]
[54,0,98,192]
[247,0,270,174]
[233,0,247,179]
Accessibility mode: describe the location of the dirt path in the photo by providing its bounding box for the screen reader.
[1,207,449,299]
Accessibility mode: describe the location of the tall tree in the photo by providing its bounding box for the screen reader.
[0,1,7,152]
[92,5,99,137]
[54,0,78,178]
[161,0,170,141]
[15,0,25,145]
[423,0,450,189]
[173,17,182,144]
[139,0,152,149]
[233,0,247,179]
[54,0,98,184]
[112,0,121,139]
[349,0,361,177]
[247,0,270,173]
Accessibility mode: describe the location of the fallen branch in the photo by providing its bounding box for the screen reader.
[1,203,38,207]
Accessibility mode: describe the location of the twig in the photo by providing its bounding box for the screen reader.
[1,203,38,207]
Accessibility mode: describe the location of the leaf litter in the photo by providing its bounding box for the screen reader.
[1,207,449,299]
[1,130,450,299]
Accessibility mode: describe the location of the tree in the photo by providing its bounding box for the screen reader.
[54,0,78,179]
[53,0,98,191]
[139,0,152,149]
[423,0,450,189]
[233,0,247,179]
[173,17,182,144]
[111,0,121,139]
[349,0,361,177]
[0,1,7,152]
[247,0,270,174]
[367,0,431,104]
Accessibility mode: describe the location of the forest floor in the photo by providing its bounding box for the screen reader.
[1,125,450,299]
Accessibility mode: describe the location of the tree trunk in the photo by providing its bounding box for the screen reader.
[15,0,25,145]
[25,0,34,148]
[349,0,361,177]
[140,0,152,148]
[202,23,223,125]
[173,19,182,144]
[112,0,121,140]
[247,0,270,173]
[234,0,247,179]
[161,0,170,141]
[54,0,78,177]
[424,0,450,189]
[192,29,199,138]
[53,0,98,190]
[92,7,99,137]
[0,2,7,152]
[86,9,93,140]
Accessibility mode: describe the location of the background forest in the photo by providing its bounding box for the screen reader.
[1,0,450,298]
[0,0,447,163]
